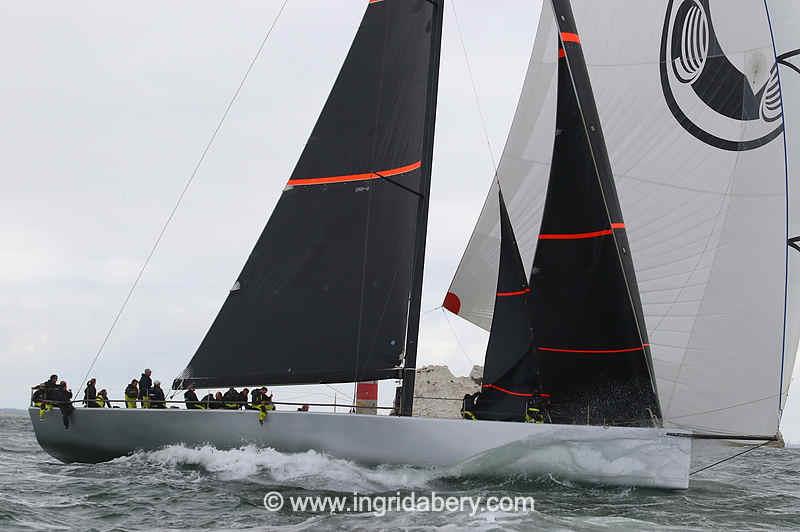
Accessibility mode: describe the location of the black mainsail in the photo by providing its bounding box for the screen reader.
[175,0,443,390]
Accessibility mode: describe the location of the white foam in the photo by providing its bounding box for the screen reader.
[140,444,435,493]
[445,430,690,488]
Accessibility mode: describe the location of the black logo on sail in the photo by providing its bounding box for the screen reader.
[660,0,795,151]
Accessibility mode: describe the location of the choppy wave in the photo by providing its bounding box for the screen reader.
[129,434,650,493]
[3,411,800,530]
[134,444,436,493]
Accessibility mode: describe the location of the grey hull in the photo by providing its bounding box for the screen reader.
[29,407,691,489]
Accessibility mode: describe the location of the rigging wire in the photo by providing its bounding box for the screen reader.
[422,305,443,317]
[689,440,772,476]
[76,0,290,396]
[415,395,464,401]
[449,0,498,175]
[264,385,353,403]
[325,383,353,402]
[441,307,477,367]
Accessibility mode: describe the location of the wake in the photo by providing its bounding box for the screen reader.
[125,436,620,493]
[136,444,436,493]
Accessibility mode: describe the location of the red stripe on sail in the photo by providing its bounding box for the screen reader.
[561,32,580,43]
[538,344,649,354]
[287,161,421,187]
[539,223,626,240]
[539,229,613,240]
[558,48,566,59]
[496,288,531,297]
[482,384,533,397]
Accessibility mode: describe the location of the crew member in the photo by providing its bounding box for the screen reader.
[96,389,111,408]
[31,374,59,418]
[253,387,263,401]
[461,392,479,420]
[149,381,166,409]
[32,374,58,398]
[240,388,255,410]
[297,404,309,412]
[261,387,273,406]
[83,378,99,408]
[254,387,274,424]
[524,394,550,423]
[139,368,153,408]
[222,387,241,410]
[124,379,139,408]
[199,392,214,409]
[209,391,224,409]
[184,384,201,409]
[51,381,74,428]
[59,381,73,404]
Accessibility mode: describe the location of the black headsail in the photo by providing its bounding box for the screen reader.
[526,0,661,426]
[471,191,540,421]
[175,0,443,390]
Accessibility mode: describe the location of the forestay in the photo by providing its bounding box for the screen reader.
[447,0,798,437]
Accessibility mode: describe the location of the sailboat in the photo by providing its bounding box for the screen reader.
[29,0,800,490]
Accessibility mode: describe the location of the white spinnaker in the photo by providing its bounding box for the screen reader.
[765,0,800,427]
[444,1,558,330]
[574,0,790,437]
[448,0,796,436]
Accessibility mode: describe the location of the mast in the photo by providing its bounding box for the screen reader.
[399,0,444,417]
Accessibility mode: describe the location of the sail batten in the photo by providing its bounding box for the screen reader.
[287,161,422,187]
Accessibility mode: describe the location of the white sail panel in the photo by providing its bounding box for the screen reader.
[765,0,800,420]
[444,2,558,330]
[447,0,794,436]
[445,179,500,330]
[569,0,791,436]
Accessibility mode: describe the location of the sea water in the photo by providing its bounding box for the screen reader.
[1,410,798,530]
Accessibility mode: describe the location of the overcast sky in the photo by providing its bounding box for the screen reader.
[1,1,798,441]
